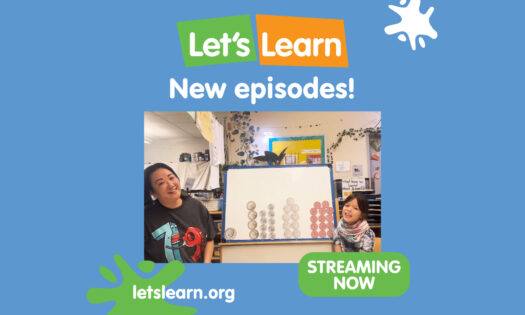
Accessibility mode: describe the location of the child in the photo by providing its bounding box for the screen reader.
[333,194,375,252]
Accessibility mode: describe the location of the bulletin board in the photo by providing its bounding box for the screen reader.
[223,164,336,242]
[269,136,325,165]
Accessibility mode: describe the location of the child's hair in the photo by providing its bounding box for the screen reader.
[343,194,369,220]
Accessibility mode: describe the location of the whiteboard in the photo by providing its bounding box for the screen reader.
[223,165,336,242]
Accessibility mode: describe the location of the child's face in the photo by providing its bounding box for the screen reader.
[342,198,363,225]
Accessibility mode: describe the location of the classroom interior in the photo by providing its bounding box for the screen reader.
[144,111,381,263]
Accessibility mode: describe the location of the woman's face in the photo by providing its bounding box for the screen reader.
[342,198,363,225]
[150,168,181,206]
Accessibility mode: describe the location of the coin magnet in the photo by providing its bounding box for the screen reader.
[259,209,269,240]
[246,201,259,240]
[283,197,300,239]
[266,203,275,240]
[224,228,237,240]
[248,220,258,230]
[310,200,333,239]
[247,201,256,211]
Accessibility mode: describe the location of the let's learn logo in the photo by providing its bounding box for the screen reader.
[177,15,349,67]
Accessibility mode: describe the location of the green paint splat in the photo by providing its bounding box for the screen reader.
[138,261,154,273]
[99,266,117,283]
[87,255,197,315]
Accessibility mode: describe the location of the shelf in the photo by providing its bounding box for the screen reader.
[211,209,223,263]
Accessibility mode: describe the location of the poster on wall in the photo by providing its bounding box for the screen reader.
[270,136,325,165]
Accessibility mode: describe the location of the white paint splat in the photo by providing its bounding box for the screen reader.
[384,0,438,50]
[418,37,426,48]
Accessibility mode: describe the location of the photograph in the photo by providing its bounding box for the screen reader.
[144,111,381,263]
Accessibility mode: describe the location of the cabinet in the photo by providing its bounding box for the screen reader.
[208,210,222,263]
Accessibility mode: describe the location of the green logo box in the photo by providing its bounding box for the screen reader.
[177,15,257,67]
[298,252,410,297]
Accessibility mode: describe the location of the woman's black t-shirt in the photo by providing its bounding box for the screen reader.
[145,198,216,263]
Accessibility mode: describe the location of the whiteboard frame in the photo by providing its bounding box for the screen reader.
[222,164,336,243]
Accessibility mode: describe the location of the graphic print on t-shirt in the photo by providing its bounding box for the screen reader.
[183,227,204,262]
[152,222,205,262]
[152,222,183,262]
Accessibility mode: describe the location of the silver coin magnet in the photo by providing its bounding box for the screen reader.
[246,201,256,210]
[248,210,257,220]
[248,220,258,230]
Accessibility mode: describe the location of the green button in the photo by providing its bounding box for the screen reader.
[298,252,410,297]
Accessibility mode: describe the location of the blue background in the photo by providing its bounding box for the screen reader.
[1,0,523,314]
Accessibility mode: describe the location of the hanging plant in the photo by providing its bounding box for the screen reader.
[225,111,261,166]
[326,127,381,165]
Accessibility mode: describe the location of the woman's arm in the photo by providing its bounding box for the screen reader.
[196,198,217,263]
[203,240,214,263]
[333,244,342,252]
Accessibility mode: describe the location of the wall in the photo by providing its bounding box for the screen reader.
[216,112,380,180]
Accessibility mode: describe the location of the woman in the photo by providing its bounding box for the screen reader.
[333,194,375,252]
[144,163,216,263]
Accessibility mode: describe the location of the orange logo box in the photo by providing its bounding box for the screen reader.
[256,15,348,67]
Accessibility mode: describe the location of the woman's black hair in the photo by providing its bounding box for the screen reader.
[343,194,369,220]
[144,163,188,206]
